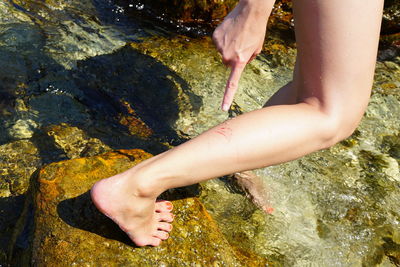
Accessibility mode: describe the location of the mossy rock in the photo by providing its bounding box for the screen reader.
[119,0,294,32]
[382,0,400,35]
[15,149,266,266]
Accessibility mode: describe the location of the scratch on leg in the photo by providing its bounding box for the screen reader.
[215,125,233,141]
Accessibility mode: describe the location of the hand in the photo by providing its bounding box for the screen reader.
[212,0,272,111]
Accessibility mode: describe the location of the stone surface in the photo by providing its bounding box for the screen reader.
[1,0,400,265]
[14,149,266,266]
[44,123,112,159]
[119,0,294,33]
[0,140,40,197]
[129,35,295,138]
[0,140,41,264]
[120,0,398,38]
[382,0,400,35]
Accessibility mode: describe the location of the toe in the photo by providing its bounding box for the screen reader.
[157,222,173,232]
[144,237,162,247]
[155,201,173,212]
[263,206,274,214]
[131,236,162,247]
[147,237,162,247]
[156,212,174,222]
[154,230,169,240]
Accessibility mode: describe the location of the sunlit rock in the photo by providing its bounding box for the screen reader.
[44,123,111,159]
[0,139,40,196]
[12,149,266,266]
[8,119,38,139]
[382,0,400,35]
[129,36,295,138]
[119,0,294,33]
[0,140,41,263]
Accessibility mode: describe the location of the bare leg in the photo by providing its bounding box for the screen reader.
[236,62,300,213]
[263,60,300,107]
[233,171,274,213]
[91,0,383,246]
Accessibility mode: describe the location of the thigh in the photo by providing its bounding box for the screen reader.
[292,0,384,120]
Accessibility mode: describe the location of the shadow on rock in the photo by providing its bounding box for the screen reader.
[0,195,26,264]
[57,183,201,247]
[72,44,202,146]
[57,191,133,246]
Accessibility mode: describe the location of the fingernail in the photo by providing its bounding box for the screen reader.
[222,104,229,111]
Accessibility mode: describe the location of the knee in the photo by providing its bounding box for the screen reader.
[318,112,361,149]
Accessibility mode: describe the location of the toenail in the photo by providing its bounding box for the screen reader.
[166,202,173,210]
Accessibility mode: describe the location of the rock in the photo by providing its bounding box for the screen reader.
[120,0,294,32]
[118,100,154,139]
[10,0,125,69]
[8,119,38,139]
[14,149,266,266]
[0,140,41,264]
[382,0,400,35]
[129,35,295,137]
[132,0,238,24]
[0,140,40,197]
[44,123,111,159]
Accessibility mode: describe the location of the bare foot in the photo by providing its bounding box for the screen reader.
[234,171,274,214]
[90,171,174,247]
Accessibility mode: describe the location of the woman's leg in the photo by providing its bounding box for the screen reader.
[91,0,384,246]
[263,60,300,107]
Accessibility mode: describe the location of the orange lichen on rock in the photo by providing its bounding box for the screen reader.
[21,149,267,266]
[118,100,154,138]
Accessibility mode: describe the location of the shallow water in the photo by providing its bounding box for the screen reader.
[0,0,399,265]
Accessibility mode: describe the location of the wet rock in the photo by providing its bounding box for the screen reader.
[373,60,400,99]
[118,100,154,139]
[10,0,126,69]
[44,123,111,159]
[0,195,25,265]
[120,0,294,34]
[17,149,266,266]
[128,0,238,24]
[0,140,40,197]
[121,0,398,38]
[7,119,38,139]
[130,35,295,137]
[196,55,400,265]
[0,140,41,264]
[382,0,400,35]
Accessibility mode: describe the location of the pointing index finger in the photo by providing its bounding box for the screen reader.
[222,62,245,111]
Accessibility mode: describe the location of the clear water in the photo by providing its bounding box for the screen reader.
[0,0,399,265]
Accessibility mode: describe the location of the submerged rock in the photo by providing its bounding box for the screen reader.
[44,123,111,159]
[382,0,400,35]
[119,0,294,34]
[129,35,295,137]
[0,140,41,264]
[13,149,267,266]
[0,140,40,197]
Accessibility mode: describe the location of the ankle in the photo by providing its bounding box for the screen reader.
[128,162,170,199]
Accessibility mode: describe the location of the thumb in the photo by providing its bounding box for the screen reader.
[222,63,245,111]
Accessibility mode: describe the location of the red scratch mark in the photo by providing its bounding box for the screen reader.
[215,126,233,140]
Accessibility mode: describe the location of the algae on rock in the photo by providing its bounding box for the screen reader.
[14,149,267,266]
[130,35,295,138]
